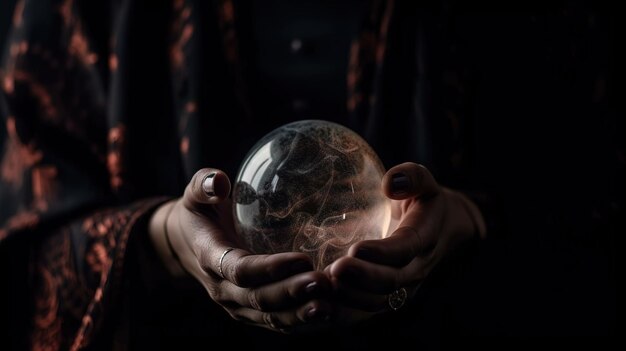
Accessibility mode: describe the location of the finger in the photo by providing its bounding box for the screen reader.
[347,226,423,266]
[382,162,440,201]
[330,277,388,313]
[350,189,446,266]
[348,224,437,267]
[330,305,375,326]
[217,271,331,311]
[228,299,333,333]
[183,168,231,211]
[186,198,315,286]
[326,255,428,294]
[330,288,419,323]
[202,248,315,287]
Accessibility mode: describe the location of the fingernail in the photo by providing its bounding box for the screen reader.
[202,173,216,196]
[306,307,318,320]
[391,173,410,195]
[306,306,329,322]
[305,281,318,294]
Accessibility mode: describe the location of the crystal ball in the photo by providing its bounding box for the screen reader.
[232,120,391,270]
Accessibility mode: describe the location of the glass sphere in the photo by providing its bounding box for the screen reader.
[232,120,391,270]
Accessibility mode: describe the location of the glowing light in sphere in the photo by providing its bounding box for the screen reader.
[232,120,391,270]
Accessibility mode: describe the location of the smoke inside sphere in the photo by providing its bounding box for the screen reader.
[232,120,391,270]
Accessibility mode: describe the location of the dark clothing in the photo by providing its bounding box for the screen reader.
[0,0,619,350]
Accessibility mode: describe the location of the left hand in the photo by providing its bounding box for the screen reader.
[324,162,486,324]
[149,168,333,334]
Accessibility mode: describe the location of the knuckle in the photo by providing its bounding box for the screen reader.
[262,312,278,330]
[205,283,222,301]
[403,259,429,286]
[230,254,257,287]
[403,226,427,254]
[393,270,404,291]
[198,260,213,276]
[248,289,263,311]
[263,312,289,332]
[410,229,424,255]
[405,268,424,286]
[206,280,234,306]
[284,279,298,300]
[194,237,214,273]
[228,257,245,286]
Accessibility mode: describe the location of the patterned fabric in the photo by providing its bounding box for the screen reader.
[29,201,167,351]
[0,1,407,349]
[0,0,189,349]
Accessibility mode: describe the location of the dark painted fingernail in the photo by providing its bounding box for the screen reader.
[306,306,329,322]
[306,307,318,320]
[305,281,318,294]
[391,173,410,195]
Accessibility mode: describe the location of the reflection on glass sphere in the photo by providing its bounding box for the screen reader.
[232,120,391,270]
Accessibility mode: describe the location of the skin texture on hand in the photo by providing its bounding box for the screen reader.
[148,168,334,334]
[149,164,485,331]
[325,162,486,324]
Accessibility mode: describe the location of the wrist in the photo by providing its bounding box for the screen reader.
[148,199,188,277]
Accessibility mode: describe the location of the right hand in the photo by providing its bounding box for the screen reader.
[148,168,333,333]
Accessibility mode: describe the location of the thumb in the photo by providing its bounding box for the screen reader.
[382,162,440,201]
[183,168,232,211]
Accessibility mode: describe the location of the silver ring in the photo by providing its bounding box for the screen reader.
[388,287,407,311]
[218,248,234,279]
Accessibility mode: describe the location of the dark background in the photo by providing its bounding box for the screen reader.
[0,0,619,342]
[0,1,14,63]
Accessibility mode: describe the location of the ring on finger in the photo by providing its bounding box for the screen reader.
[218,248,234,279]
[388,287,407,311]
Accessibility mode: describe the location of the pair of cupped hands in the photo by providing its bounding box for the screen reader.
[148,162,485,334]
